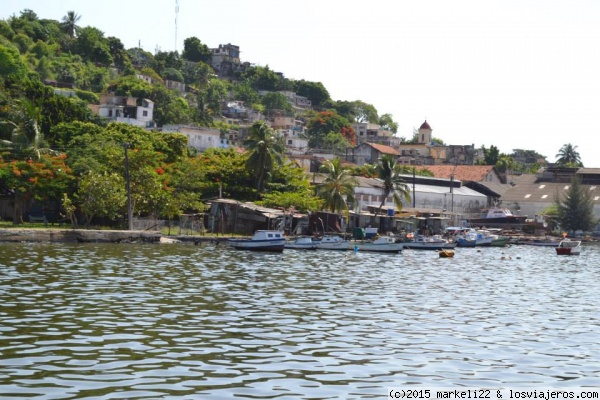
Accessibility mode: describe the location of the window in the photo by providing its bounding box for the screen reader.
[564,185,570,190]
[525,194,531,198]
[541,195,548,199]
[595,196,600,201]
[108,110,113,117]
[288,140,292,145]
[143,110,148,117]
[539,184,545,189]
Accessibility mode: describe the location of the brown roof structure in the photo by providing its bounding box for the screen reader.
[365,142,400,156]
[419,120,431,130]
[418,165,499,183]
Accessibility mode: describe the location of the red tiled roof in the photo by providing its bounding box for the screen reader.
[419,120,431,130]
[417,165,496,182]
[366,142,400,156]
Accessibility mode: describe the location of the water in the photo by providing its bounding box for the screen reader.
[1,241,599,399]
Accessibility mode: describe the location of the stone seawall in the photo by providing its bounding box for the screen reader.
[0,228,162,243]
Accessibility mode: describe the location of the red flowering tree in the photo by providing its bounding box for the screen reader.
[306,111,356,149]
[0,154,73,223]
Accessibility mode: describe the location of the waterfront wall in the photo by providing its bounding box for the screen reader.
[0,229,162,243]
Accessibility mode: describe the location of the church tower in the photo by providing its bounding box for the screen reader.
[418,120,432,144]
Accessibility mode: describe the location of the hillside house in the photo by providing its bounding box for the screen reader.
[352,122,400,147]
[351,142,400,165]
[95,94,154,128]
[162,125,229,151]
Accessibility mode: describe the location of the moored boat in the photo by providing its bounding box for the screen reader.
[228,230,285,252]
[314,235,350,251]
[555,238,581,255]
[350,235,403,253]
[467,207,527,228]
[284,236,317,250]
[403,234,456,250]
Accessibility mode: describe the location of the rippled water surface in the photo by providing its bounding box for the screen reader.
[1,241,600,399]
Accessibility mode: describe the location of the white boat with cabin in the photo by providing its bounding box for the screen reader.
[314,235,350,251]
[284,236,318,250]
[228,230,285,252]
[403,234,456,250]
[350,235,403,253]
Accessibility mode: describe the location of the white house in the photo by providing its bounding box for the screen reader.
[162,125,228,151]
[96,94,154,128]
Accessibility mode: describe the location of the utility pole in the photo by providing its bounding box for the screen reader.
[412,166,416,208]
[123,143,133,231]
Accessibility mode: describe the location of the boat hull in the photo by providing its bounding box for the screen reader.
[350,242,403,253]
[555,239,581,255]
[229,239,285,252]
[284,238,317,250]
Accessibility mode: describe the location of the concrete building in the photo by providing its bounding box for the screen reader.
[161,125,229,151]
[94,94,154,128]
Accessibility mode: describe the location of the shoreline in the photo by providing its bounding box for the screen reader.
[0,228,234,244]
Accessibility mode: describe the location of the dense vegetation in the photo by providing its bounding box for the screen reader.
[0,9,586,229]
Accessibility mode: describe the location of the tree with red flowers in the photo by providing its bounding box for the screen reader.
[0,154,73,223]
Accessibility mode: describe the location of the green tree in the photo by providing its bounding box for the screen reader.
[556,143,583,167]
[316,158,358,213]
[0,43,29,85]
[182,37,211,63]
[293,79,330,109]
[239,65,283,91]
[243,121,284,197]
[480,145,500,165]
[496,154,517,174]
[232,80,260,106]
[374,155,411,217]
[378,113,398,134]
[197,148,255,201]
[261,92,292,113]
[76,171,126,226]
[555,175,597,233]
[193,77,229,125]
[74,26,112,65]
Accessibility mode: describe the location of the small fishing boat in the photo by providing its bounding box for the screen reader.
[467,207,527,228]
[284,236,317,250]
[403,234,456,250]
[314,235,350,251]
[555,238,581,255]
[228,230,285,252]
[350,235,403,253]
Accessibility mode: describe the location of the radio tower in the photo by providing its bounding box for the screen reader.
[174,0,179,52]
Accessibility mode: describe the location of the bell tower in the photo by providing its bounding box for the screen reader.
[418,120,432,144]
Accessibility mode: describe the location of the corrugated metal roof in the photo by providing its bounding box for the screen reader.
[501,173,600,204]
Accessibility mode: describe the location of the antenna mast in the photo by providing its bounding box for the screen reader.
[175,0,179,52]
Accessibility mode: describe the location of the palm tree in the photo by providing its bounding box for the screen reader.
[61,11,81,38]
[556,143,583,167]
[316,158,358,213]
[243,121,284,197]
[373,155,411,217]
[0,97,56,160]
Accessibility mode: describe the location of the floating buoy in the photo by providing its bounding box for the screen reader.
[439,249,454,258]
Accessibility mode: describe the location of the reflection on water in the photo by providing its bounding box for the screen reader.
[1,242,599,399]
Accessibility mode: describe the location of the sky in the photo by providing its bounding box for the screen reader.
[2,0,600,166]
